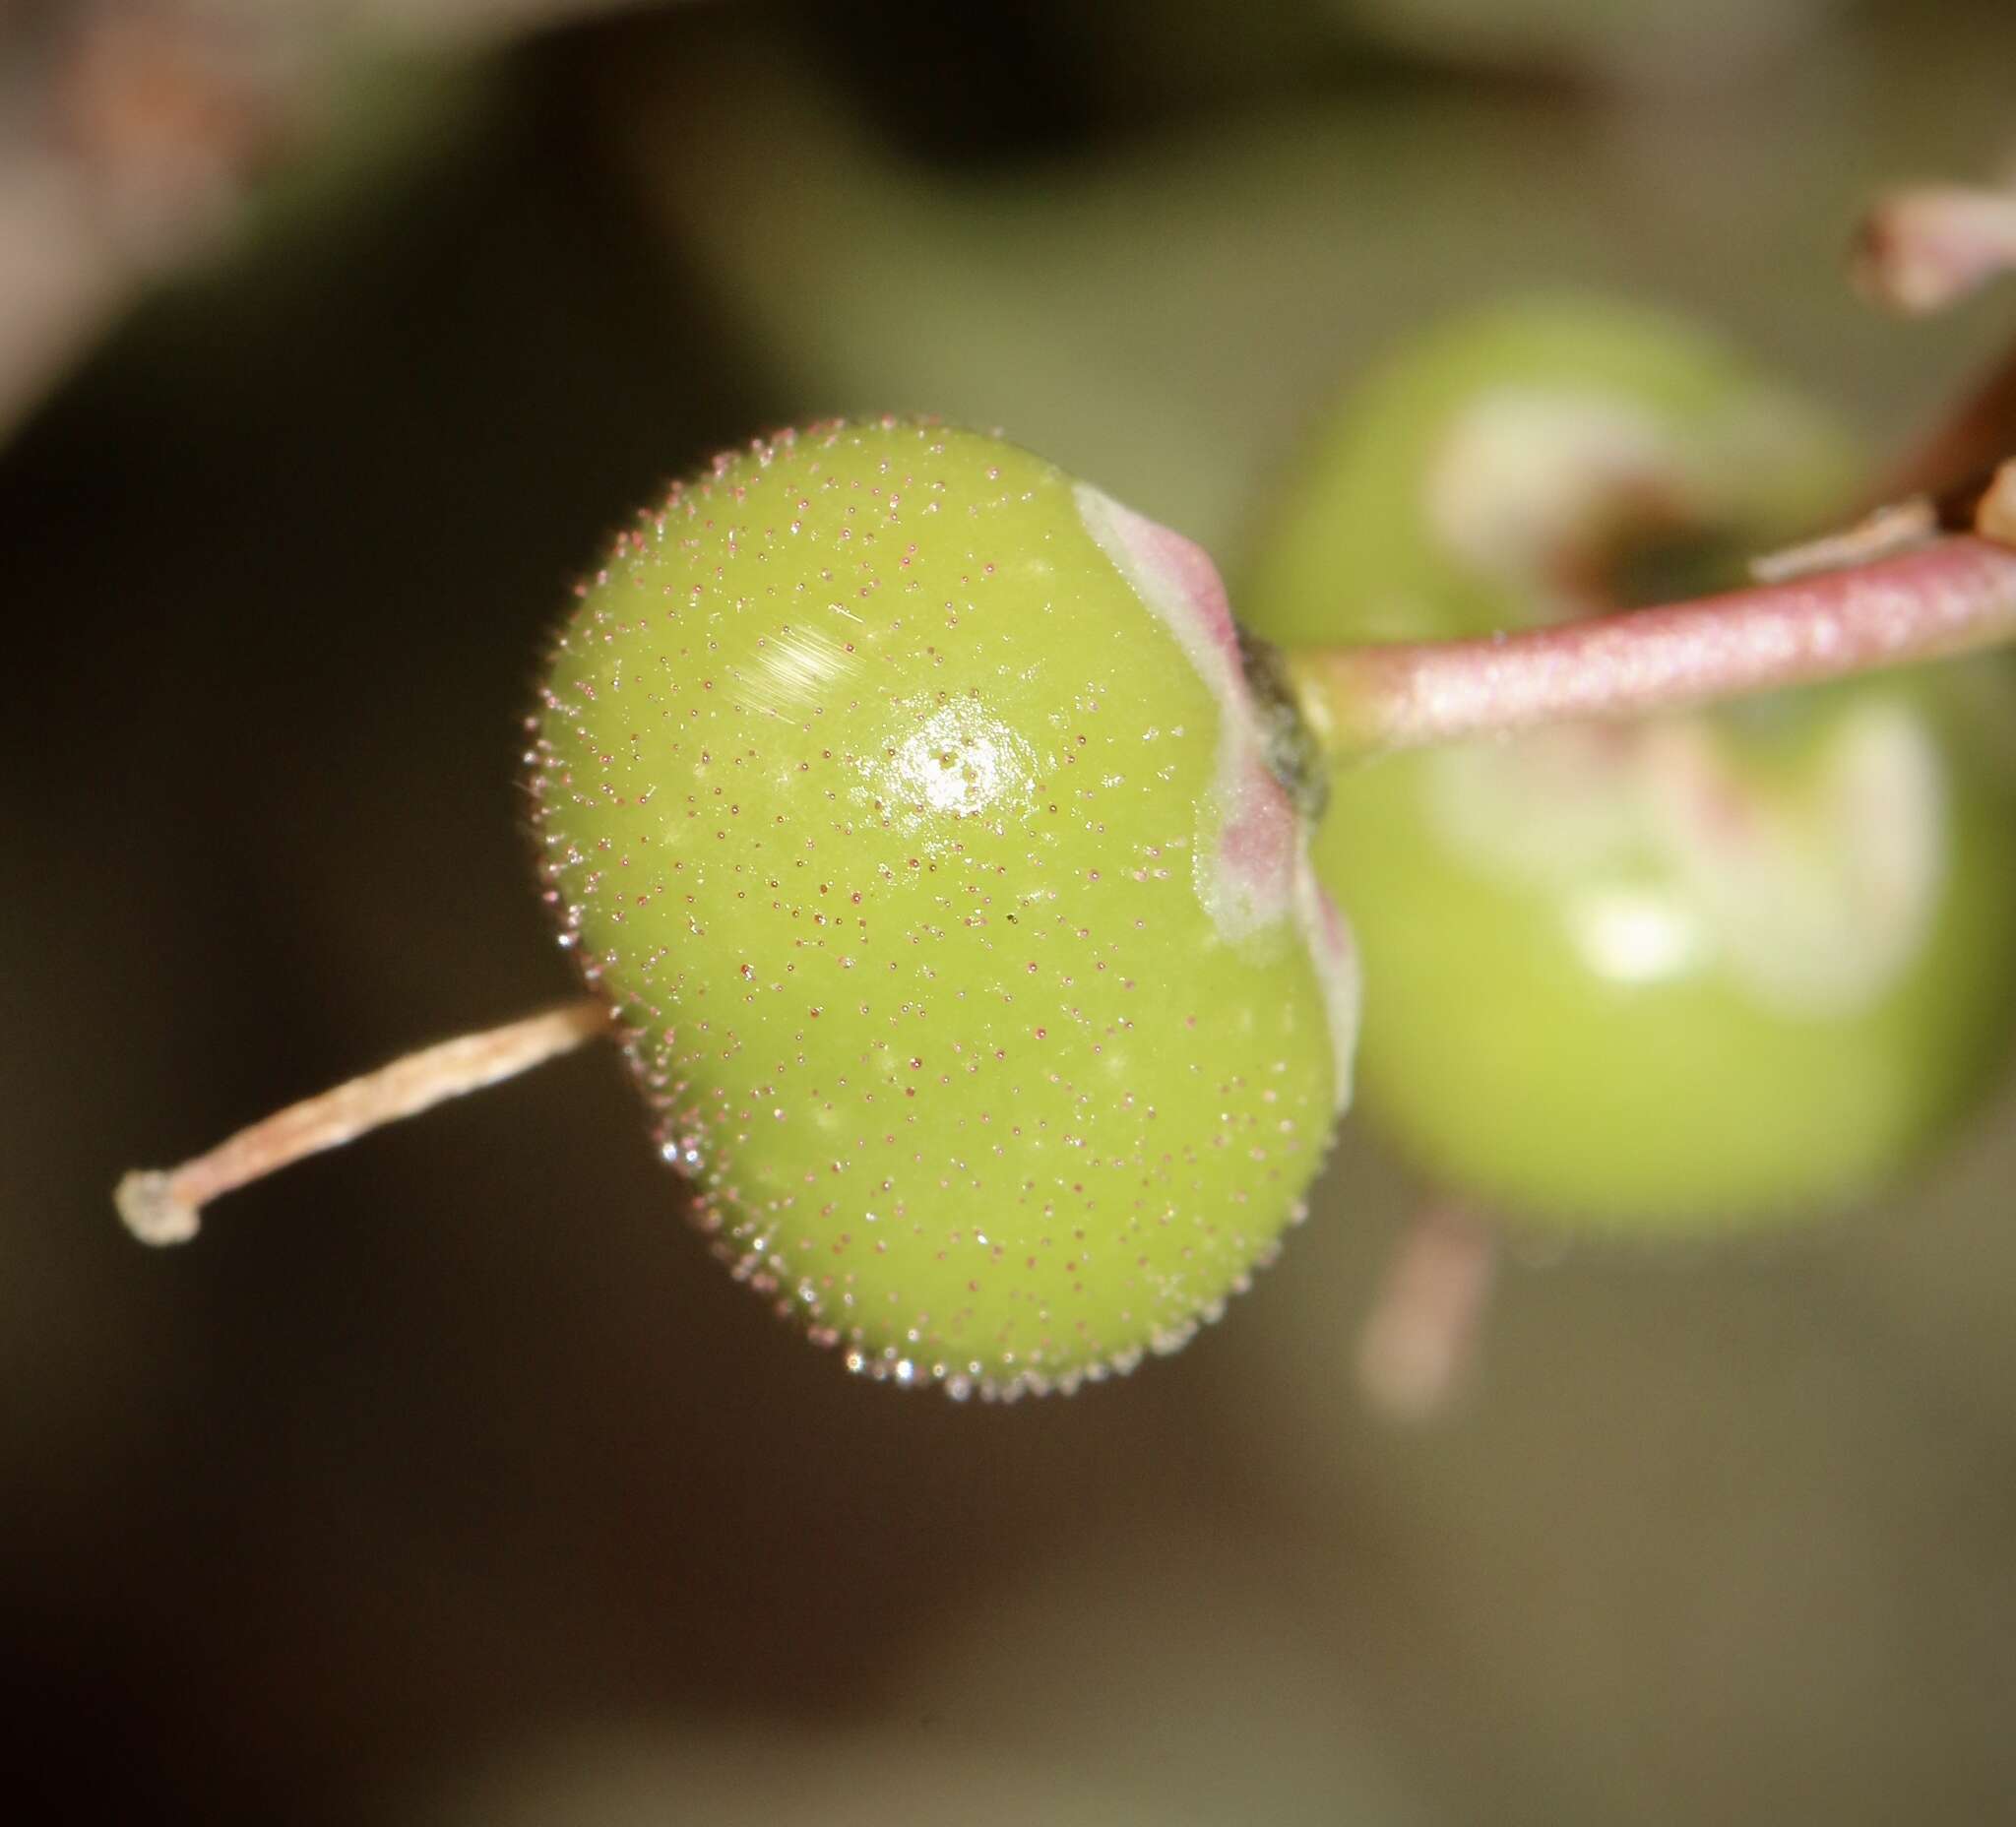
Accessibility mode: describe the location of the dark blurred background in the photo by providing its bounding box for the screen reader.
[8,3,2016,1822]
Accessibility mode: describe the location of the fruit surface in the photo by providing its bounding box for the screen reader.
[1241,300,2016,1229]
[532,419,1357,1393]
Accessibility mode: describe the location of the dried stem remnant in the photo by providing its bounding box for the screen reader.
[1355,1202,1497,1423]
[1749,497,1940,583]
[1979,460,2016,546]
[1855,174,2016,505]
[1854,183,2016,317]
[115,999,611,1244]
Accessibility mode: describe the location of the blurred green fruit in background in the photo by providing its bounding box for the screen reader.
[1242,301,2016,1228]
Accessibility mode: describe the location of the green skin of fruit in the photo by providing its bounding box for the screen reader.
[533,420,1357,1395]
[1241,300,2016,1230]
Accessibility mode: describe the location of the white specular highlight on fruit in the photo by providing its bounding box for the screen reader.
[887,701,1039,819]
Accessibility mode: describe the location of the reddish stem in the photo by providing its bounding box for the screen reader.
[1290,534,2016,759]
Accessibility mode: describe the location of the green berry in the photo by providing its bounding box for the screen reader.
[531,419,1356,1395]
[1241,301,2016,1230]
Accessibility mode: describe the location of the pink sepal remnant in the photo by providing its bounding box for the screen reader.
[1075,482,1360,1110]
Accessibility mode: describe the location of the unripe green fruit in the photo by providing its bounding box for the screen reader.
[532,419,1357,1396]
[1241,301,2016,1230]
